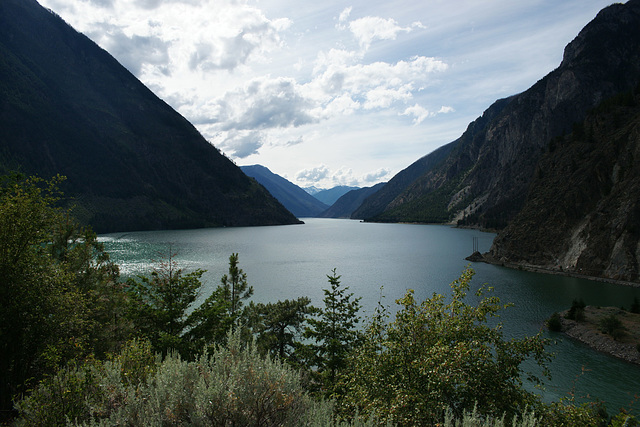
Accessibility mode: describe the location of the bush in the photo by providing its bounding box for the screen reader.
[16,332,334,426]
[546,312,563,332]
[599,314,625,340]
[338,268,551,426]
[566,298,586,321]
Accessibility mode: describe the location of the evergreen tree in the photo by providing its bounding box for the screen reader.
[303,269,362,395]
[220,252,253,321]
[251,297,317,363]
[126,250,205,357]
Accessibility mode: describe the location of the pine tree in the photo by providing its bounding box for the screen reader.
[304,269,362,395]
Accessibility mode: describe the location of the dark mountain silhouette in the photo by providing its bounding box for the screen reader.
[355,0,640,230]
[240,165,329,217]
[0,0,300,233]
[313,186,360,206]
[320,183,386,219]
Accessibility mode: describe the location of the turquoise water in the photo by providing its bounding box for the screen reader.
[101,218,640,414]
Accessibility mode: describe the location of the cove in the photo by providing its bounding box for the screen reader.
[101,218,640,413]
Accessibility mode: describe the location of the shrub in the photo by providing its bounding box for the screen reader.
[566,298,586,321]
[546,312,563,332]
[339,267,551,426]
[599,314,625,340]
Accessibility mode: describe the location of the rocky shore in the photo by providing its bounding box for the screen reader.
[557,306,640,365]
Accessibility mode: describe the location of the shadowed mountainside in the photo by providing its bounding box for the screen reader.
[241,165,329,217]
[0,0,300,233]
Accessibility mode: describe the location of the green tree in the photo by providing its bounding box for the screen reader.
[126,250,205,357]
[220,253,253,320]
[339,267,551,426]
[251,297,317,363]
[0,174,127,412]
[304,269,362,395]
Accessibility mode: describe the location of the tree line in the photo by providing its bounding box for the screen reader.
[1,174,637,426]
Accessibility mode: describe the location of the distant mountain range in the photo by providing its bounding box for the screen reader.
[352,0,640,282]
[313,186,360,206]
[241,165,383,219]
[241,165,329,217]
[0,0,300,233]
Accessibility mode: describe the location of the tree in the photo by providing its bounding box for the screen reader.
[219,252,253,322]
[0,174,127,412]
[339,267,551,426]
[251,297,317,363]
[303,269,362,395]
[126,250,205,357]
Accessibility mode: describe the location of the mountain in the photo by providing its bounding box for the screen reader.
[314,186,360,206]
[303,186,322,196]
[320,183,386,218]
[356,0,640,230]
[241,165,329,217]
[487,87,640,282]
[0,0,300,233]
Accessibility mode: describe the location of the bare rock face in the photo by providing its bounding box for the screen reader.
[489,89,640,282]
[357,0,640,232]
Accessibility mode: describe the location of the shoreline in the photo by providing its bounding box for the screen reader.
[466,251,640,288]
[557,307,640,365]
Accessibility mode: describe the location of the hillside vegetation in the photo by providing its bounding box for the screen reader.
[2,173,638,426]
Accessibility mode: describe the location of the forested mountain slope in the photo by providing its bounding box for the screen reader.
[0,0,300,232]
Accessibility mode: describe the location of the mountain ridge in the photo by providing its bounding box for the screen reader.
[0,0,300,232]
[356,0,640,230]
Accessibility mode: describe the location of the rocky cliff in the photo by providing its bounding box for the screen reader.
[357,0,640,231]
[489,88,640,282]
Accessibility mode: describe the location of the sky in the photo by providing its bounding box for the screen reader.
[38,0,619,189]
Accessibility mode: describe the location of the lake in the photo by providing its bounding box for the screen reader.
[100,218,640,414]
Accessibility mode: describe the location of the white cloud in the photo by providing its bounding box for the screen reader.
[296,165,330,182]
[216,130,264,159]
[363,168,391,183]
[348,16,418,50]
[217,77,316,131]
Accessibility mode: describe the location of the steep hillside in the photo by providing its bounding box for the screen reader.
[0,0,300,232]
[359,0,640,229]
[488,88,640,282]
[320,183,385,218]
[241,165,329,217]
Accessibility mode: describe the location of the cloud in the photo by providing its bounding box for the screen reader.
[217,130,264,159]
[363,168,391,183]
[401,104,455,125]
[348,16,417,49]
[187,15,288,72]
[89,24,170,75]
[296,165,330,182]
[217,77,316,131]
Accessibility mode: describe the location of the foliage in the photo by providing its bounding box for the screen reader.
[15,331,339,426]
[338,267,551,426]
[125,251,205,357]
[220,252,254,319]
[303,269,363,395]
[250,297,318,364]
[0,173,128,412]
[546,311,563,332]
[599,314,626,340]
[566,298,586,321]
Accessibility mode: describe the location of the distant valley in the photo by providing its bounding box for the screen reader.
[2,0,640,283]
